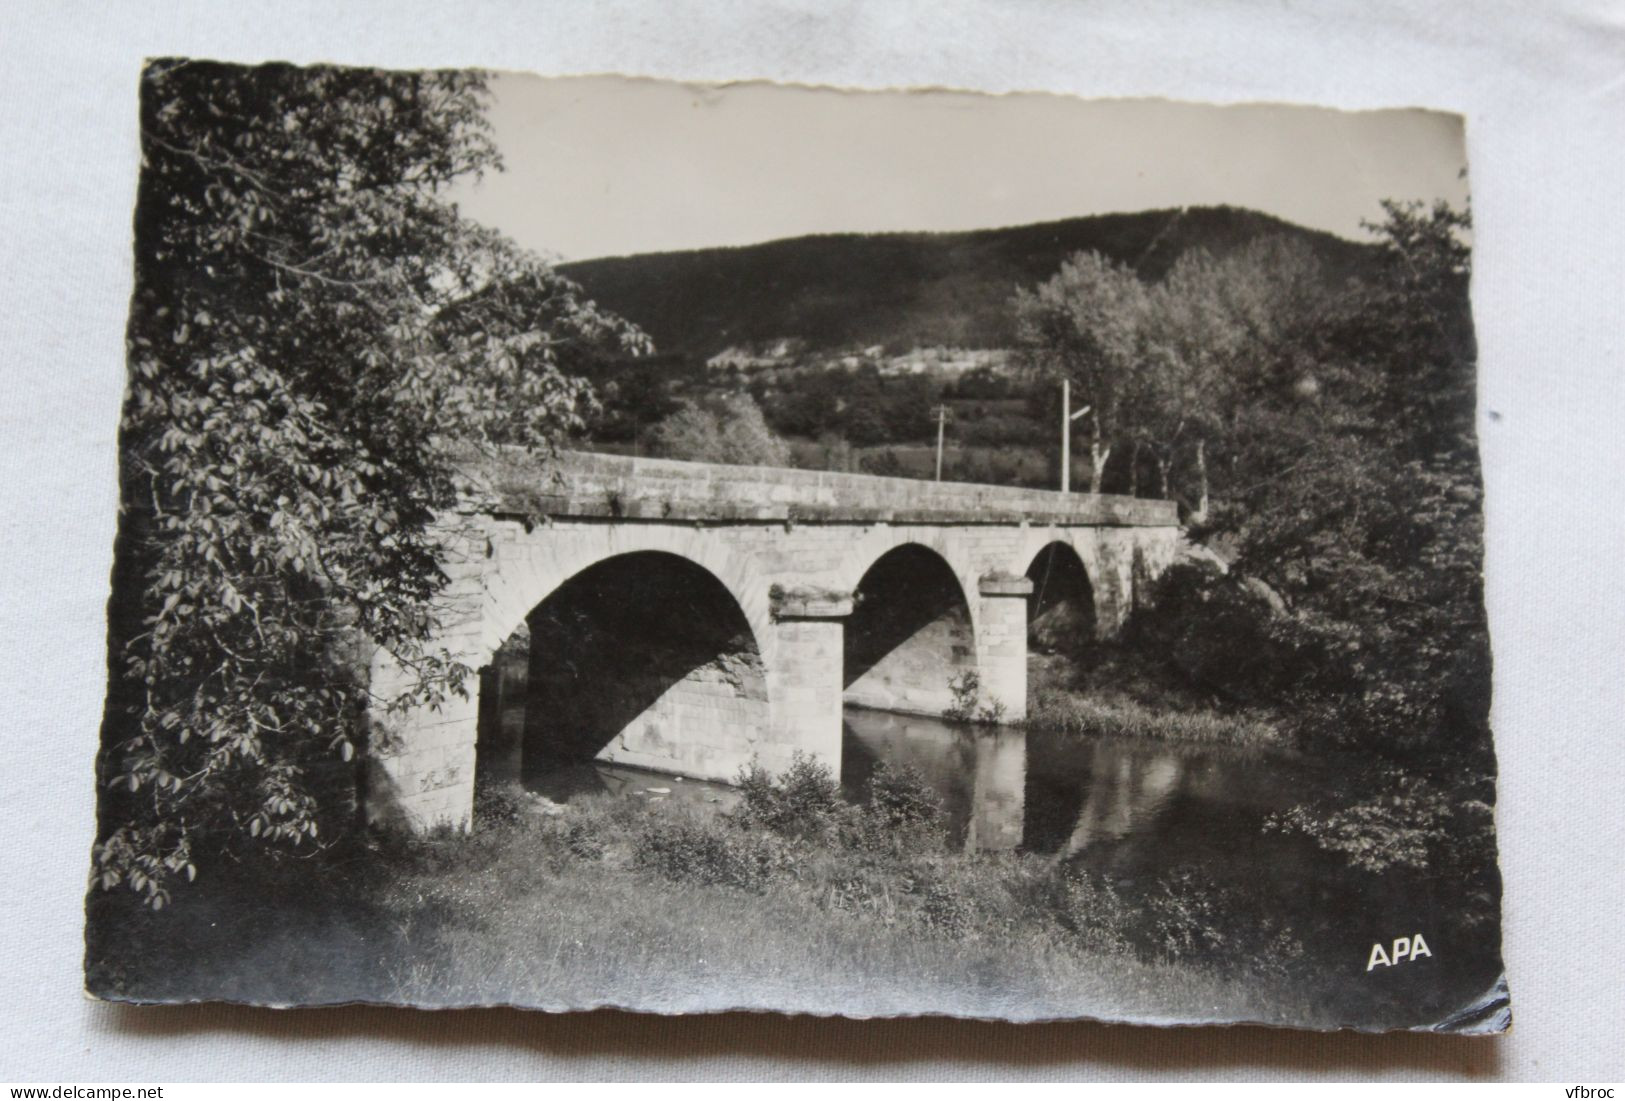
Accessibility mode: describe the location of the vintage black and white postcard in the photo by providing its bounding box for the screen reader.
[85,61,1507,1032]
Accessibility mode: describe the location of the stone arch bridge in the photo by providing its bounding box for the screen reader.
[367,450,1180,830]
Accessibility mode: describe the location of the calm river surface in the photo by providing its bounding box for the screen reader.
[840,706,1328,862]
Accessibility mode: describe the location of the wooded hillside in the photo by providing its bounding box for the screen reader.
[559,206,1375,358]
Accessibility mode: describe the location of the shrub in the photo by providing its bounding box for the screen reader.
[915,874,976,938]
[633,815,792,893]
[944,670,1009,724]
[831,762,947,858]
[648,393,790,467]
[868,762,943,832]
[473,783,525,828]
[1051,869,1136,957]
[1041,863,1303,977]
[732,752,843,838]
[1128,561,1302,706]
[1266,767,1494,877]
[859,448,906,477]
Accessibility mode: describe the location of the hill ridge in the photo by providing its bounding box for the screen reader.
[557,205,1373,359]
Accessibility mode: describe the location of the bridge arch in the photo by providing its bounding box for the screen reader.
[473,524,775,673]
[474,548,771,792]
[843,542,978,716]
[1025,540,1097,654]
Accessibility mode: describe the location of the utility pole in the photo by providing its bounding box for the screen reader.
[1060,378,1091,494]
[1060,379,1070,493]
[934,404,947,482]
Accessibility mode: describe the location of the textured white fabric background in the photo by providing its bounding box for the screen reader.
[2,0,1622,1082]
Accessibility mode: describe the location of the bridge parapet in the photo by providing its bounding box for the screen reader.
[456,448,1178,527]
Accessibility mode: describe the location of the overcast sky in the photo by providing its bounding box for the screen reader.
[451,73,1469,263]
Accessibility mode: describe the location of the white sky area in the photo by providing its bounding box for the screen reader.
[452,74,1470,263]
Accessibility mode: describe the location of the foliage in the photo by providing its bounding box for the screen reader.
[1046,865,1303,976]
[1266,770,1473,874]
[95,60,647,908]
[1349,199,1477,454]
[755,366,942,446]
[859,448,906,477]
[1013,235,1337,506]
[575,352,696,442]
[1012,252,1149,491]
[732,754,948,858]
[1026,681,1283,748]
[646,392,790,466]
[1128,562,1305,707]
[1214,205,1486,761]
[732,752,844,838]
[867,761,943,832]
[632,813,796,893]
[844,761,948,856]
[1137,237,1332,511]
[944,670,1008,724]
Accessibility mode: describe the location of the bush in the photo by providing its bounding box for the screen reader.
[869,762,943,831]
[944,670,1008,724]
[1050,869,1136,957]
[1129,561,1303,707]
[633,815,793,893]
[473,783,525,828]
[1045,864,1303,977]
[648,392,790,467]
[859,448,905,477]
[732,753,843,838]
[1266,767,1495,877]
[834,762,947,857]
[918,877,975,937]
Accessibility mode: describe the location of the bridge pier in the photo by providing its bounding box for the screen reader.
[364,652,481,833]
[978,575,1034,722]
[765,588,853,778]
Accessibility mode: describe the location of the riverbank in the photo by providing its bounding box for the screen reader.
[1024,649,1286,750]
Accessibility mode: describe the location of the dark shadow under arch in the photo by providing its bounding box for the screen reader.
[475,551,767,795]
[1026,541,1096,653]
[843,544,976,714]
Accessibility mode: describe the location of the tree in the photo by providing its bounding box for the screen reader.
[647,392,791,466]
[1135,237,1331,520]
[1195,201,1486,761]
[1013,252,1149,493]
[1348,199,1476,458]
[94,60,648,908]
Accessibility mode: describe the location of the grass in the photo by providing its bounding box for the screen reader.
[1027,685,1283,748]
[1024,649,1287,750]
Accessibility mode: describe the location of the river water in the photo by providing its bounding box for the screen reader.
[840,706,1321,861]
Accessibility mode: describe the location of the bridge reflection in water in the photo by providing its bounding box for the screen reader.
[841,707,1321,866]
[840,709,1027,852]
